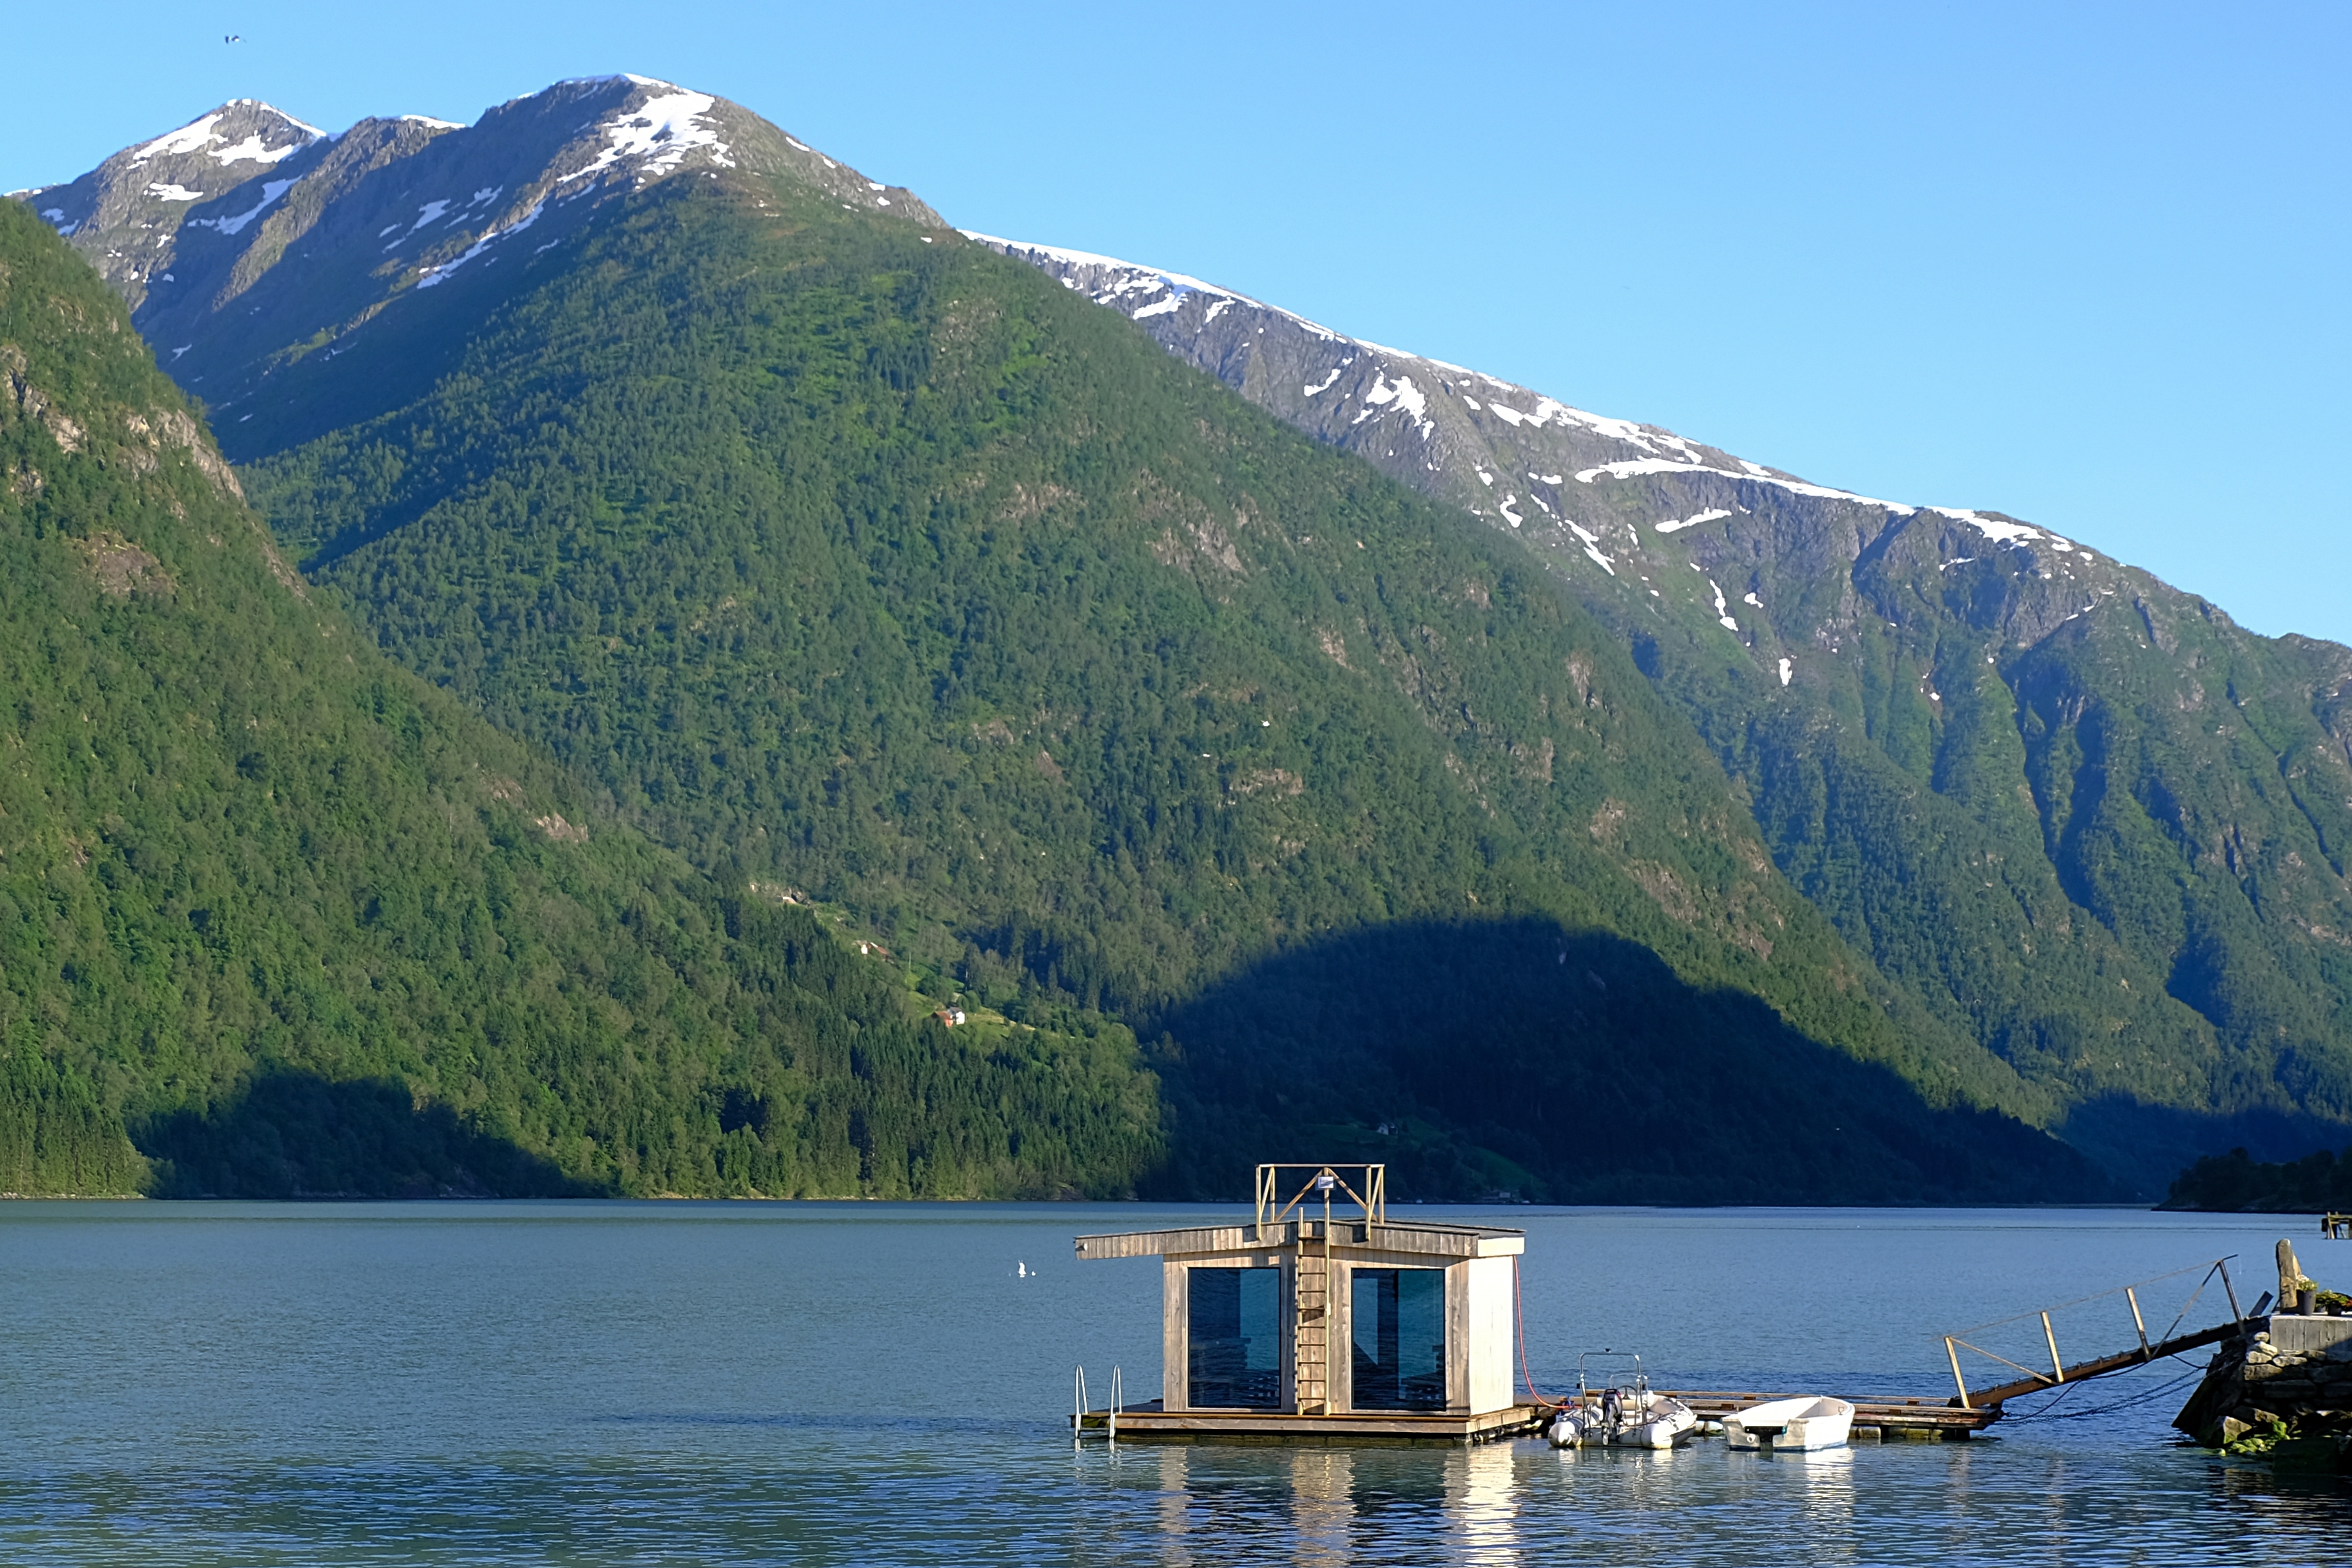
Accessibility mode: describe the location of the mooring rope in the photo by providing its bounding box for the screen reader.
[2000,1365,2205,1425]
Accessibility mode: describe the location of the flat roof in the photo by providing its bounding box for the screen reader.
[1075,1218,1525,1261]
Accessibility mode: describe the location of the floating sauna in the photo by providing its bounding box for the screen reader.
[1073,1164,1543,1443]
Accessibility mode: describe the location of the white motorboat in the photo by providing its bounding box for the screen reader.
[1721,1395,1855,1452]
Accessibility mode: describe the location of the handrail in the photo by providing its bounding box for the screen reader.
[1939,1257,2232,1339]
[1938,1256,2241,1409]
[1254,1163,1385,1229]
[1574,1350,1647,1398]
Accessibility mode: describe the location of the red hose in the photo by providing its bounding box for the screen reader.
[1515,1253,1557,1407]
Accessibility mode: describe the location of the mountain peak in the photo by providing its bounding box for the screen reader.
[124,101,325,171]
[12,77,945,436]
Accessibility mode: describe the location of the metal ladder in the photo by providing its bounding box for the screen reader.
[1074,1364,1123,1442]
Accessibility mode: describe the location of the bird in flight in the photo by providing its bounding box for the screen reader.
[225,33,242,43]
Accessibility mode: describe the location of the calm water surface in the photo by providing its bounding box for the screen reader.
[1,1202,2346,1564]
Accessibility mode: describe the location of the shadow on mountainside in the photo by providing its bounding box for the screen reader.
[136,1071,607,1199]
[2059,1095,2352,1207]
[1151,917,2118,1206]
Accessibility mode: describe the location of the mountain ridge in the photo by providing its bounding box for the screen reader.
[978,233,2352,1184]
[18,79,941,458]
[8,78,2258,1199]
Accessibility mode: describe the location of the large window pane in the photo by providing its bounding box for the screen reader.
[1350,1268,1446,1410]
[1187,1267,1282,1409]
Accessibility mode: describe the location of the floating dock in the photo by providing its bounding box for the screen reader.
[1073,1399,1547,1445]
[1070,1163,2247,1448]
[1662,1392,1995,1439]
[1073,1394,1995,1446]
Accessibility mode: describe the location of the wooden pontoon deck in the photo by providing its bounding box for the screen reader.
[1073,1398,1546,1444]
[1073,1392,1997,1444]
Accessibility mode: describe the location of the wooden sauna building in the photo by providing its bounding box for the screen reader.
[1072,1164,1542,1442]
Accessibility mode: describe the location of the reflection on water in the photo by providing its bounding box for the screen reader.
[1,1201,2348,1565]
[1290,1450,1354,1568]
[1795,1445,1857,1562]
[1151,1448,1192,1567]
[1444,1444,1516,1565]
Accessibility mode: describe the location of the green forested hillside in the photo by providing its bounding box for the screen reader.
[0,198,1160,1198]
[2164,1145,2352,1213]
[235,170,2109,1200]
[1583,510,2352,1185]
[987,240,2352,1194]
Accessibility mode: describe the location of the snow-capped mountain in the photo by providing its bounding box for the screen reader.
[15,78,939,445]
[19,99,327,311]
[981,233,2352,1184]
[972,234,2151,664]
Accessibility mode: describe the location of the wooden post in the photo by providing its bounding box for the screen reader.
[2125,1286,2150,1357]
[2041,1312,2063,1383]
[2219,1258,2244,1325]
[1946,1337,1971,1409]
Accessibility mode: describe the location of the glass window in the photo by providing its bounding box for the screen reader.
[1187,1266,1283,1409]
[1350,1268,1447,1411]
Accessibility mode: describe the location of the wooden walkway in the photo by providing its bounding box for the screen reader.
[1943,1321,2237,1409]
[1074,1400,1545,1444]
[1661,1391,1998,1437]
[1074,1394,1998,1444]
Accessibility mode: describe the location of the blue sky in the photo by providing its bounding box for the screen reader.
[9,1,2348,642]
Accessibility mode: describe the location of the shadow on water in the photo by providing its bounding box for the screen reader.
[1150,917,2116,1205]
[135,1070,607,1199]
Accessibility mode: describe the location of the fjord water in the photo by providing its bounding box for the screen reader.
[2,1204,2344,1564]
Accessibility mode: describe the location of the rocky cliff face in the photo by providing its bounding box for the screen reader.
[16,78,940,455]
[983,235,2352,1180]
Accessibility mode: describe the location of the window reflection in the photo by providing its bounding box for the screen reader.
[1188,1266,1282,1408]
[1351,1267,1445,1410]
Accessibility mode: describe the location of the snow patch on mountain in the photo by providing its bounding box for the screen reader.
[1354,372,1431,436]
[207,133,308,166]
[417,199,546,288]
[1577,458,1917,515]
[1566,521,1616,575]
[566,88,735,186]
[1931,507,2082,552]
[190,178,296,236]
[129,104,320,168]
[963,234,1349,343]
[131,113,229,164]
[1654,508,1732,534]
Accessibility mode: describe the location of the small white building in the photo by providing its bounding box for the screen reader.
[1074,1164,1534,1442]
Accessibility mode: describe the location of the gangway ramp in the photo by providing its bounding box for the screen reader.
[1940,1257,2245,1411]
